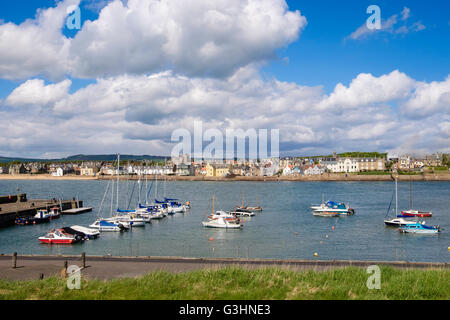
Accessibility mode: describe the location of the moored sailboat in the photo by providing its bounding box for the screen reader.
[202,194,243,229]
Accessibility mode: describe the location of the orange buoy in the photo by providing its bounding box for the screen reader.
[209,237,214,242]
[331,226,335,231]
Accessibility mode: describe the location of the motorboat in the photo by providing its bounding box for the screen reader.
[39,229,82,244]
[70,225,100,239]
[60,227,91,240]
[89,219,129,232]
[384,217,418,227]
[49,207,61,220]
[202,217,243,229]
[15,209,51,225]
[399,222,440,234]
[311,201,355,215]
[229,208,255,217]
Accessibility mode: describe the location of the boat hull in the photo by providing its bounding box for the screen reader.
[398,211,432,218]
[39,238,77,244]
[202,221,242,229]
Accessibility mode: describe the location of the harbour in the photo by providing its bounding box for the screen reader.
[0,179,448,263]
[0,193,90,228]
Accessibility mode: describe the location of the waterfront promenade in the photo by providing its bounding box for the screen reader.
[0,254,448,281]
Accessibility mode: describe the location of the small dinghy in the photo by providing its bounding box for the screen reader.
[39,229,82,244]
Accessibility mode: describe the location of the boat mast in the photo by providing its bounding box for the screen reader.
[409,178,413,210]
[242,190,244,207]
[212,193,215,215]
[111,179,114,217]
[138,177,141,205]
[395,177,398,216]
[116,153,120,210]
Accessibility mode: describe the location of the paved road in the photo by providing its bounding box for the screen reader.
[0,254,448,281]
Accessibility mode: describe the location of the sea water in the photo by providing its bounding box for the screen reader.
[0,180,448,262]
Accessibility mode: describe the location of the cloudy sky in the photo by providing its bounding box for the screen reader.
[0,0,449,158]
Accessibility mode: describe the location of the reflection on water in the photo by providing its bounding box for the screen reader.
[0,180,449,262]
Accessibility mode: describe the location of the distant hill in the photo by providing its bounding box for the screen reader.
[0,156,43,163]
[0,154,168,163]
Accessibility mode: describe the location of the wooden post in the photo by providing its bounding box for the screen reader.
[12,252,17,269]
[81,252,86,268]
[39,273,44,280]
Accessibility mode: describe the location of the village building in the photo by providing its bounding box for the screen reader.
[9,164,27,175]
[304,164,325,175]
[357,158,386,171]
[80,164,98,176]
[0,166,9,174]
[320,157,359,173]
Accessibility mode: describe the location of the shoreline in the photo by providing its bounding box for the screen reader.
[1,254,448,281]
[0,173,450,182]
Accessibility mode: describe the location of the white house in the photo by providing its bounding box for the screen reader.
[321,158,359,173]
[304,164,325,175]
[51,167,64,177]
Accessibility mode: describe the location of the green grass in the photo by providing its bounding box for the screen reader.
[0,267,448,300]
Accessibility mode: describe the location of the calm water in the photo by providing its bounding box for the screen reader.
[0,180,449,262]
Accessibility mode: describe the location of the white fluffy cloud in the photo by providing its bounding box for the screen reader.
[0,0,306,80]
[6,79,71,108]
[318,70,415,110]
[401,76,450,116]
[0,0,80,80]
[2,68,449,157]
[346,7,425,41]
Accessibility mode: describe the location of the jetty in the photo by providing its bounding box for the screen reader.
[0,194,92,228]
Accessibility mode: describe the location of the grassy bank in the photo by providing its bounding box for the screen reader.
[0,266,448,300]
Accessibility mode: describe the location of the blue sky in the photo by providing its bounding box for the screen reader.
[0,0,448,158]
[0,0,448,95]
[266,0,450,91]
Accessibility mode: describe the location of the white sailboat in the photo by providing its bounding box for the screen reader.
[202,194,243,229]
[384,178,417,227]
[90,155,130,232]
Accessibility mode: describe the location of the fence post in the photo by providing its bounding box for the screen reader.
[12,252,17,269]
[81,252,86,268]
